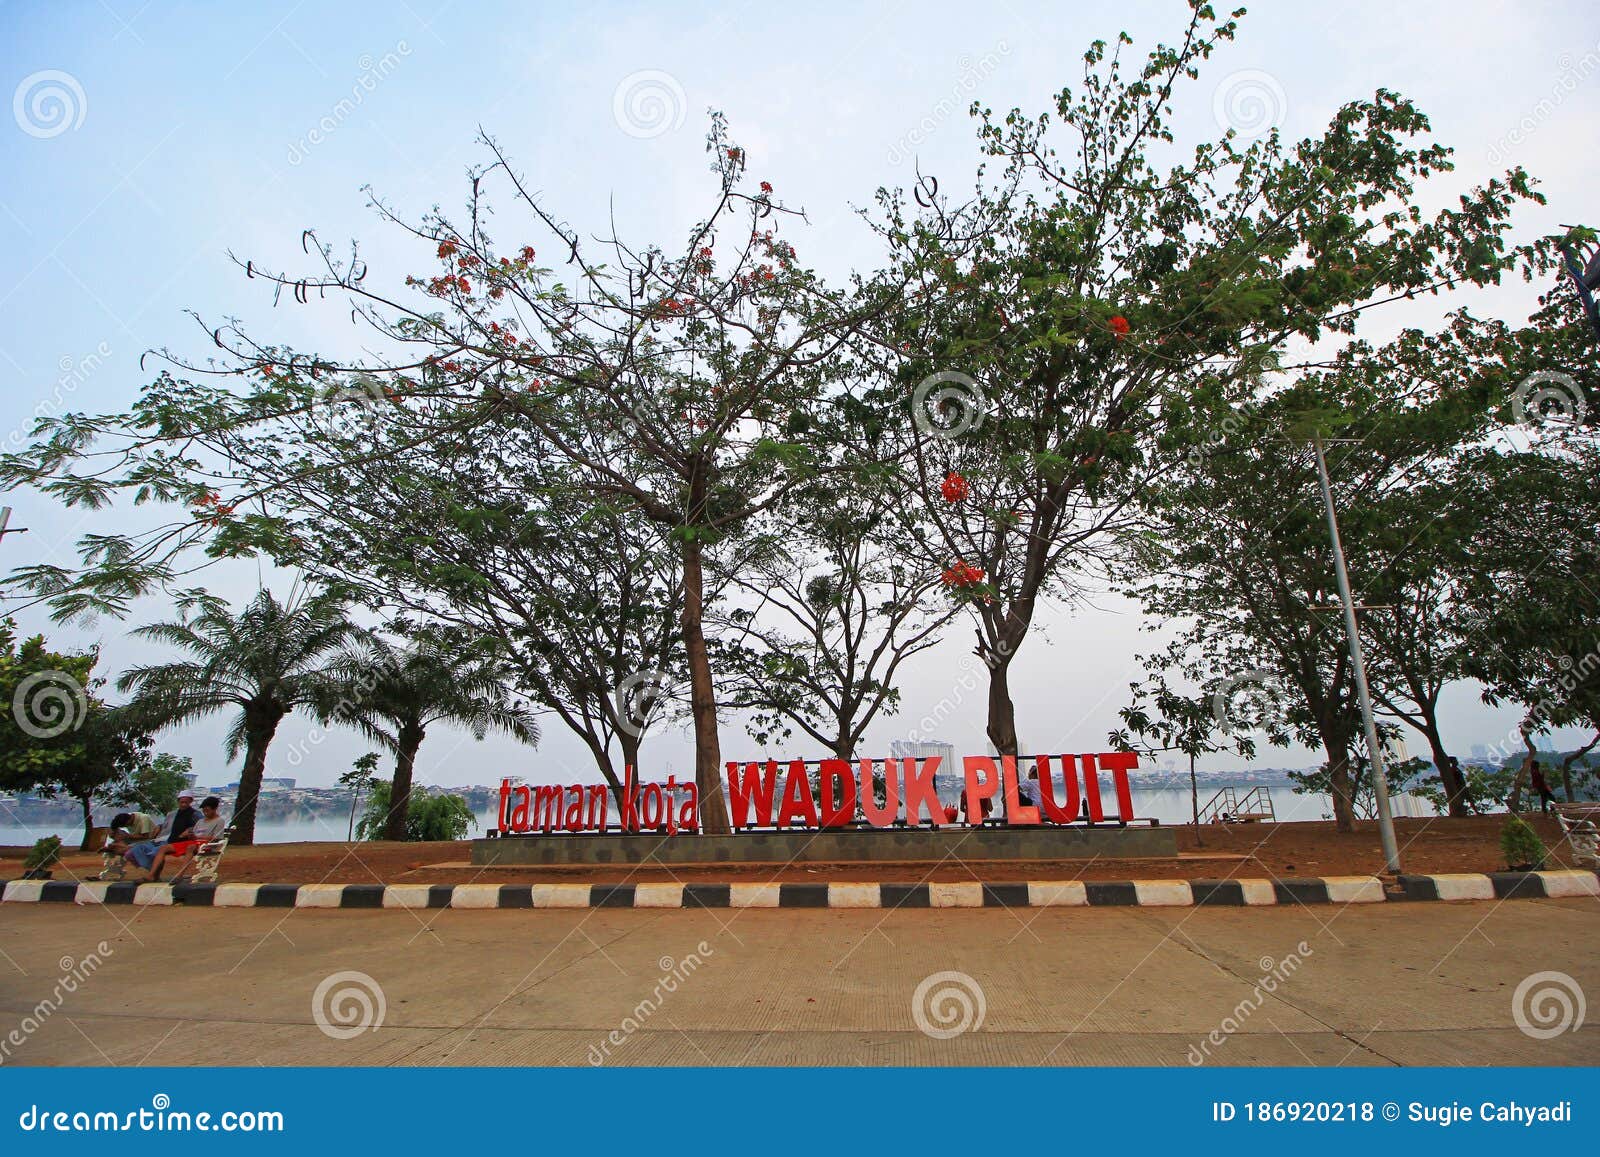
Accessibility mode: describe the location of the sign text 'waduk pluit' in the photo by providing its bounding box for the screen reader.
[497,753,1141,835]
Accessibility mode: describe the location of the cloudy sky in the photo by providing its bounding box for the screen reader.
[3,0,1597,793]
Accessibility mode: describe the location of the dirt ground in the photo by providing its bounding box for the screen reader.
[2,814,1589,886]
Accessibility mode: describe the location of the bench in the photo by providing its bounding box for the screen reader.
[96,826,236,883]
[1554,805,1599,867]
[169,827,236,884]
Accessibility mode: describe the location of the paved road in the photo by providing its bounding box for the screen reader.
[1,899,1594,1066]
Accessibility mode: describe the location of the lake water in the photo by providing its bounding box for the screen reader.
[1,787,1424,847]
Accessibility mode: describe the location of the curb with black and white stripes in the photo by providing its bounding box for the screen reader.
[3,870,1597,909]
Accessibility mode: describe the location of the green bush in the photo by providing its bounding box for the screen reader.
[1499,815,1546,870]
[23,836,63,871]
[356,781,477,842]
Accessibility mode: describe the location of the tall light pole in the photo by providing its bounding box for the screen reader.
[0,506,29,546]
[1311,437,1402,875]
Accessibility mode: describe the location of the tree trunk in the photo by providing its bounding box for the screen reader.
[1323,737,1356,833]
[78,793,95,851]
[985,659,1020,757]
[1420,722,1468,818]
[383,723,425,841]
[681,535,730,834]
[231,704,285,846]
[1509,728,1536,813]
[1189,752,1202,848]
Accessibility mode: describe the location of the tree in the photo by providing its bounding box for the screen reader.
[339,752,381,841]
[1356,478,1473,813]
[115,587,362,845]
[356,781,475,842]
[716,470,956,759]
[1111,674,1256,838]
[241,403,695,802]
[860,4,1546,762]
[1125,316,1537,831]
[1455,443,1600,802]
[0,618,98,791]
[121,752,193,815]
[327,629,538,841]
[0,117,902,834]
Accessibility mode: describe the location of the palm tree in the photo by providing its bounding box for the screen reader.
[330,631,539,841]
[117,587,362,845]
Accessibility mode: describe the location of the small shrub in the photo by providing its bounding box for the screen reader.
[356,781,477,842]
[24,836,63,871]
[1499,815,1546,870]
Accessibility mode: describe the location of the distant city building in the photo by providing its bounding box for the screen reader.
[1470,744,1490,762]
[260,778,295,792]
[889,740,955,765]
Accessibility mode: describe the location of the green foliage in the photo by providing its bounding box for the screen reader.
[120,752,193,814]
[1499,815,1546,870]
[339,751,381,792]
[356,781,476,842]
[0,618,100,792]
[24,836,63,871]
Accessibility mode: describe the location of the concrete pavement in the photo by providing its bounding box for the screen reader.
[1,899,1595,1066]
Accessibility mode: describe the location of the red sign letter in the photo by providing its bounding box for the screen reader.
[726,761,778,828]
[905,757,945,825]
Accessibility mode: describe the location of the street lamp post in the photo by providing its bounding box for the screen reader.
[1311,437,1403,875]
[0,506,29,546]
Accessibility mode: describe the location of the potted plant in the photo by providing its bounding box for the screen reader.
[1499,815,1547,872]
[22,836,63,880]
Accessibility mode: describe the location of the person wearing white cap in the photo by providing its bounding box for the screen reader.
[124,790,199,874]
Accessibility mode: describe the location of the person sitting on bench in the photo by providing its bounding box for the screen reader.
[148,796,227,881]
[103,811,162,855]
[124,791,198,874]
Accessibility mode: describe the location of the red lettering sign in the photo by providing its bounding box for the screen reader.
[496,752,1142,836]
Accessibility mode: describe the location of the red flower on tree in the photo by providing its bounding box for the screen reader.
[940,471,969,503]
[940,561,985,589]
[519,246,536,263]
[437,239,459,259]
[1109,315,1130,339]
[759,180,773,194]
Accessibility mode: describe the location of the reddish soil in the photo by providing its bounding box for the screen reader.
[4,815,1589,886]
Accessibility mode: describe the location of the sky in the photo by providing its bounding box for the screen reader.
[2,0,1598,794]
